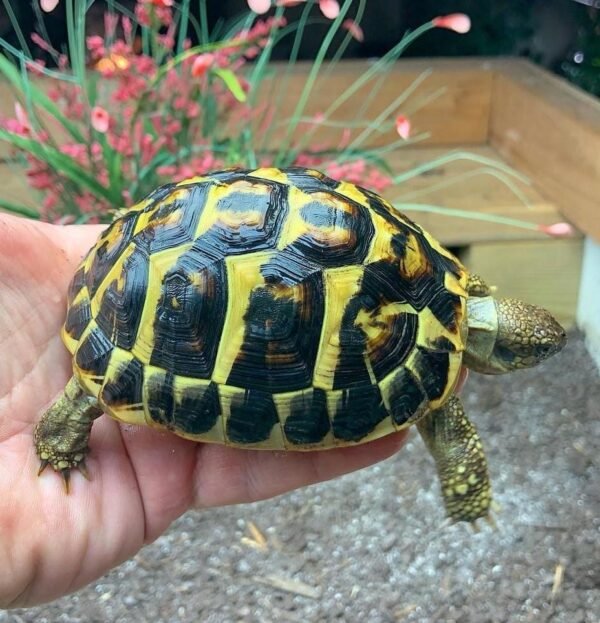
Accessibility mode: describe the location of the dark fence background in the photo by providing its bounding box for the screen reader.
[0,1,597,94]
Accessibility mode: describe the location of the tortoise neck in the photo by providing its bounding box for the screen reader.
[463,296,501,374]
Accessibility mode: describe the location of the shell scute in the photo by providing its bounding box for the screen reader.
[226,269,325,393]
[173,380,221,436]
[194,178,289,256]
[223,386,281,445]
[383,366,427,426]
[94,245,149,351]
[148,257,227,378]
[133,185,206,254]
[86,211,138,298]
[73,325,113,382]
[330,385,389,442]
[280,387,331,446]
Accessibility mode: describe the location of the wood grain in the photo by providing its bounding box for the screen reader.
[489,60,600,242]
[462,238,583,328]
[386,145,568,246]
[253,59,493,148]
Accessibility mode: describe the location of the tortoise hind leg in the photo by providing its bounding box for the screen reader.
[417,395,493,523]
[34,377,103,492]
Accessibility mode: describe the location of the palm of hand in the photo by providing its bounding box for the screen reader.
[0,214,406,608]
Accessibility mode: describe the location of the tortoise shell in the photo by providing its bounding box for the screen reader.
[62,167,468,449]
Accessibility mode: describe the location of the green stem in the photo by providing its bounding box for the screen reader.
[343,69,432,154]
[328,0,366,66]
[0,199,40,219]
[248,6,286,104]
[1,0,31,58]
[290,20,438,160]
[394,166,532,209]
[177,0,192,53]
[394,202,542,231]
[256,4,315,154]
[0,129,117,205]
[275,0,354,165]
[199,0,209,45]
[392,150,530,185]
[65,0,86,87]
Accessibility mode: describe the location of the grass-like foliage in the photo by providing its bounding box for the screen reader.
[0,1,571,237]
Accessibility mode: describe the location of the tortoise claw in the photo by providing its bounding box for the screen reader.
[485,513,498,530]
[37,459,50,476]
[78,461,90,481]
[35,451,91,493]
[61,469,71,494]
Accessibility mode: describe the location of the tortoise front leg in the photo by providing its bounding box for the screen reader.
[417,395,493,523]
[34,377,103,492]
[466,273,493,297]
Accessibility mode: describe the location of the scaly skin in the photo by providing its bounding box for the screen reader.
[495,298,567,369]
[420,274,565,522]
[34,377,102,491]
[417,395,492,523]
[466,273,494,298]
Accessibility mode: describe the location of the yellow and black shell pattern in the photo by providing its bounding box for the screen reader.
[63,167,468,449]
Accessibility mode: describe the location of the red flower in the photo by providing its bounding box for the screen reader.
[537,222,574,238]
[432,14,471,34]
[319,0,340,19]
[40,0,59,12]
[91,106,110,133]
[248,0,271,13]
[86,35,105,59]
[275,0,340,19]
[343,19,364,42]
[14,103,31,133]
[3,103,32,136]
[395,115,411,140]
[191,53,215,78]
[137,0,173,26]
[95,53,130,77]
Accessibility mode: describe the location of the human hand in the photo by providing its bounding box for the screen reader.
[0,213,410,608]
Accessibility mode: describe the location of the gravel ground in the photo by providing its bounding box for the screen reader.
[3,332,599,623]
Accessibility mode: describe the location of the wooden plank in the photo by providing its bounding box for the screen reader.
[462,238,583,329]
[0,59,493,162]
[0,144,572,243]
[385,145,570,246]
[253,59,493,147]
[0,162,38,209]
[489,59,600,242]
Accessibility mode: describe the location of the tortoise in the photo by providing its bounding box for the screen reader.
[34,166,567,523]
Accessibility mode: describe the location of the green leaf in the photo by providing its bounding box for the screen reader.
[0,198,40,219]
[96,132,123,199]
[86,71,99,108]
[213,68,247,103]
[203,94,218,139]
[0,128,116,204]
[0,54,86,143]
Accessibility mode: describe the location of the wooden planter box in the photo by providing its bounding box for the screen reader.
[2,58,598,326]
[260,58,599,328]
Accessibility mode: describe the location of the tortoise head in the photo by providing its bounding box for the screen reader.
[463,296,567,375]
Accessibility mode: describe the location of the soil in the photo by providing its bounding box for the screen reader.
[2,332,599,623]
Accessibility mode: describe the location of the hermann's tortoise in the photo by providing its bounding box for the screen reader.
[35,167,566,523]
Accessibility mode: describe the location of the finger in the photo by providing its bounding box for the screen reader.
[114,423,199,542]
[56,223,106,266]
[191,430,408,509]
